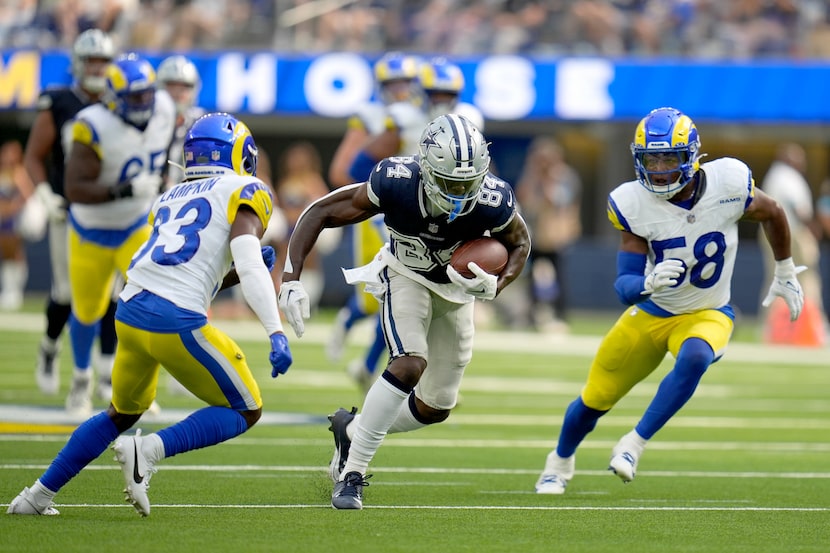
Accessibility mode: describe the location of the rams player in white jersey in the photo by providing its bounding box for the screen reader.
[7,112,293,517]
[62,53,176,417]
[279,114,530,509]
[326,52,422,392]
[535,107,805,495]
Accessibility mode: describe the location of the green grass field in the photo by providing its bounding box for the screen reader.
[1,300,828,552]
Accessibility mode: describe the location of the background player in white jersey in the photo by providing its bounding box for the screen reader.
[157,54,206,190]
[535,107,805,495]
[326,52,422,392]
[7,112,293,517]
[279,114,531,509]
[62,53,176,417]
[24,29,117,397]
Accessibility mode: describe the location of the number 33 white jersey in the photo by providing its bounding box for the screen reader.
[607,157,754,314]
[124,174,273,315]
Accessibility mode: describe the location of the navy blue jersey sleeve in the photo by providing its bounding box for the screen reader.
[366,156,421,211]
[37,87,86,196]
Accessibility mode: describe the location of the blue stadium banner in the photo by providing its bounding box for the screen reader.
[2,49,829,122]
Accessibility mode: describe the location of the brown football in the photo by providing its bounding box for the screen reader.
[450,237,509,278]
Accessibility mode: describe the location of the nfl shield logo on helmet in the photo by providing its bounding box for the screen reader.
[211,150,221,161]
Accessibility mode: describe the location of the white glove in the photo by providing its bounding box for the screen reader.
[642,258,685,295]
[278,280,310,338]
[762,258,806,321]
[130,173,163,198]
[447,262,498,301]
[34,182,66,222]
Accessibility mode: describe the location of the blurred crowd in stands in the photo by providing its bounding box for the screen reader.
[2,0,829,59]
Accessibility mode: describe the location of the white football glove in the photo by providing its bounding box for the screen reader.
[642,258,685,295]
[34,182,67,222]
[447,262,498,301]
[278,280,310,338]
[762,258,806,321]
[130,173,163,198]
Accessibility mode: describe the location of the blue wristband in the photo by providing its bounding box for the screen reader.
[614,251,647,305]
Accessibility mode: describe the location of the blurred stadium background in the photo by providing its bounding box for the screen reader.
[1,0,829,317]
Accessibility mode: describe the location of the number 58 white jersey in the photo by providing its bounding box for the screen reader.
[125,174,274,315]
[607,157,754,314]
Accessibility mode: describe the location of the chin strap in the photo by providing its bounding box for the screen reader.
[446,197,464,222]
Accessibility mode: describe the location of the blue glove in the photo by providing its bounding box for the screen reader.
[261,245,276,272]
[269,332,292,378]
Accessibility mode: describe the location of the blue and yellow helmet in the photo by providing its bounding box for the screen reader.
[631,107,702,199]
[183,112,258,179]
[373,52,421,105]
[103,54,157,129]
[418,57,464,95]
[419,57,465,119]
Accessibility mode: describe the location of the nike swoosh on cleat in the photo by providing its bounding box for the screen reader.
[132,443,144,484]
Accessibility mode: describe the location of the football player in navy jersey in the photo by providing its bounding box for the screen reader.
[279,114,531,509]
[23,29,118,399]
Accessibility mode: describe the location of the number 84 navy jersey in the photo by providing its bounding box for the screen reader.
[366,155,517,284]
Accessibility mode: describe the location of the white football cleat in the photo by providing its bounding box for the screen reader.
[535,451,575,495]
[608,432,646,483]
[35,341,61,395]
[325,308,350,362]
[112,429,157,516]
[7,485,59,515]
[346,359,377,395]
[65,369,92,418]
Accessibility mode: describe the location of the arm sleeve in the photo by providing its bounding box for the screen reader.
[614,251,648,305]
[348,150,378,183]
[229,234,283,335]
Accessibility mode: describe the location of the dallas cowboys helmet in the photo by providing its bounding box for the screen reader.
[631,107,702,199]
[157,55,201,116]
[418,113,490,221]
[102,53,157,129]
[183,112,258,179]
[71,29,115,94]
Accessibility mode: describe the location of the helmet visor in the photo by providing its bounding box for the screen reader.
[639,151,686,172]
[433,172,484,200]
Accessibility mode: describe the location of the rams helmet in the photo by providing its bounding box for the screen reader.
[183,112,257,179]
[631,107,701,199]
[419,57,464,119]
[103,54,157,129]
[373,52,421,105]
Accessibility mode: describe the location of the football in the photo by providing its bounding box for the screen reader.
[450,237,509,278]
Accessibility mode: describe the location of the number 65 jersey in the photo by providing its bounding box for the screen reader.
[607,157,754,315]
[123,174,273,315]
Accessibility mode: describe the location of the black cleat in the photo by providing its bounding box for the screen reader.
[331,471,371,510]
[327,406,357,482]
